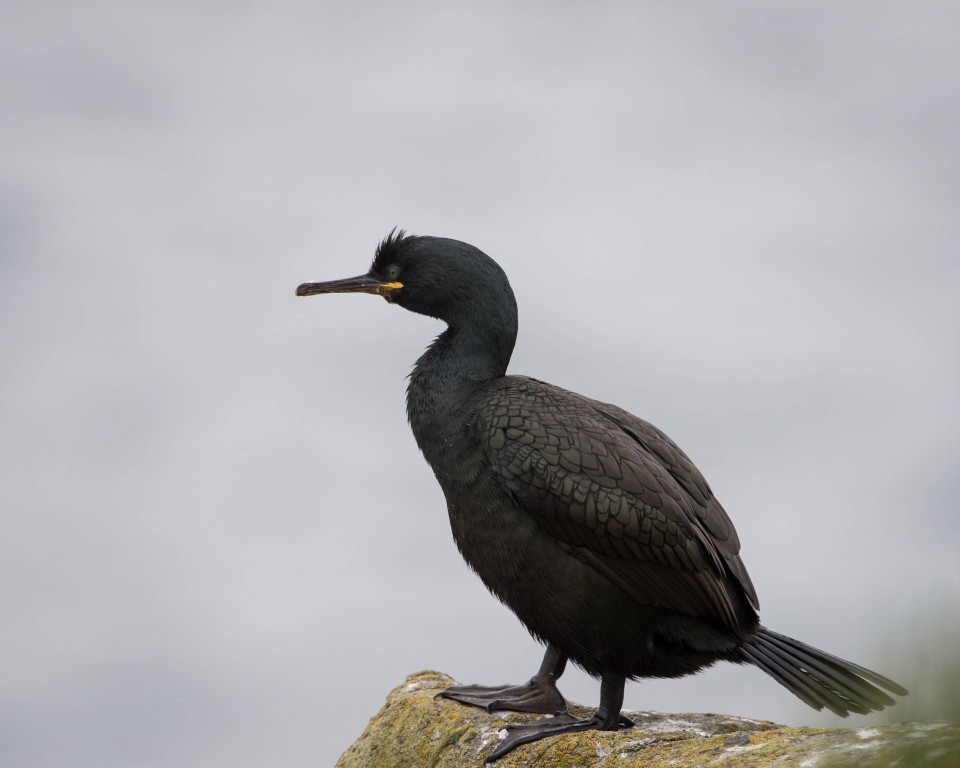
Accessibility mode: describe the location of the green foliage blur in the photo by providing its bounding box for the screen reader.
[879,596,960,724]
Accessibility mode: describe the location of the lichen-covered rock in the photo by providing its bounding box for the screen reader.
[336,671,958,768]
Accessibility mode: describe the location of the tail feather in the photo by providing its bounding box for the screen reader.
[739,627,907,717]
[757,631,895,710]
[740,636,865,716]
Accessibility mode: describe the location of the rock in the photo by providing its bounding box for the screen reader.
[336,671,959,768]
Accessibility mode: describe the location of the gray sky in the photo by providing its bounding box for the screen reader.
[1,2,958,766]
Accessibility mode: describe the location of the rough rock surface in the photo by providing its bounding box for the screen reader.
[336,671,958,768]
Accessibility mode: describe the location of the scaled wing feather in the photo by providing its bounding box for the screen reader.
[480,376,758,632]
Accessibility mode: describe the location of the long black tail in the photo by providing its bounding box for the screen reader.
[739,627,908,716]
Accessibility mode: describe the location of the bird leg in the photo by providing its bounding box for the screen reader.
[484,671,633,763]
[437,645,568,714]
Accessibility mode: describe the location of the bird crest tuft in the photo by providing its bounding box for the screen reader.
[373,227,411,268]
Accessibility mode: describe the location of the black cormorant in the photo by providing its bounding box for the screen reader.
[296,231,906,762]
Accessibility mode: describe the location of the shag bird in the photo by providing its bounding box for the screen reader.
[296,231,906,762]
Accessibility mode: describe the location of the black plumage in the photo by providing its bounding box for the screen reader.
[297,231,906,762]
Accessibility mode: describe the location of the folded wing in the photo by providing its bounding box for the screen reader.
[480,376,759,633]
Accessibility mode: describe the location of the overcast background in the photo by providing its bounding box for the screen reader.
[2,2,958,766]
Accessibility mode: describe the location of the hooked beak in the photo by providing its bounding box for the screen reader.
[295,274,403,298]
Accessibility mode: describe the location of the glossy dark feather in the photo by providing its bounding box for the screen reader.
[478,375,757,633]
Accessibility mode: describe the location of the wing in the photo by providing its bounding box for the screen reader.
[478,376,759,633]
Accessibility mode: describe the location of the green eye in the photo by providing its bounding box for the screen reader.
[386,265,401,281]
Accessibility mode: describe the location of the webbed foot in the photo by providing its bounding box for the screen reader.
[437,644,569,715]
[485,710,633,763]
[438,675,566,714]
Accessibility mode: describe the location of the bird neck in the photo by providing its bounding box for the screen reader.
[406,322,515,462]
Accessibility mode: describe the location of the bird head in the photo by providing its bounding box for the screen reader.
[296,230,518,333]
